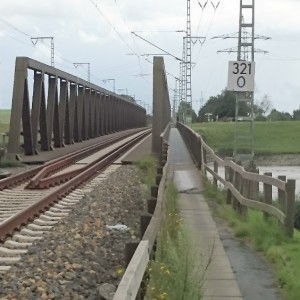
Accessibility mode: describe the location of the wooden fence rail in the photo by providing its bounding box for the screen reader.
[113,123,170,300]
[177,122,296,237]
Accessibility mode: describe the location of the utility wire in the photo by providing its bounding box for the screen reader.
[0,15,113,83]
[89,0,149,83]
[112,0,146,80]
[88,0,139,58]
[132,32,182,62]
[193,1,221,68]
[0,17,31,37]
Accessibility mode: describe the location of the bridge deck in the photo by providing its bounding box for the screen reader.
[19,128,150,165]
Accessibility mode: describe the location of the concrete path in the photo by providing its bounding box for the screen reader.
[169,129,242,299]
[168,127,282,300]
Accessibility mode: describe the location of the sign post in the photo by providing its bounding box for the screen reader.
[227,61,255,164]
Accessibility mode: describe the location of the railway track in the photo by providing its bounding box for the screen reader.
[0,129,150,273]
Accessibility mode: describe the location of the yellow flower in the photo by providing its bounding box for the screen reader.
[116,266,125,276]
[158,292,168,299]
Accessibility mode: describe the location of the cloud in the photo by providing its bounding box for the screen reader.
[0,0,299,115]
[78,29,100,44]
[1,0,85,20]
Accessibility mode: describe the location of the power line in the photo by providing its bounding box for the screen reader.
[73,63,91,82]
[131,32,183,62]
[193,0,223,67]
[0,17,31,37]
[31,37,54,67]
[88,0,140,59]
[88,0,148,83]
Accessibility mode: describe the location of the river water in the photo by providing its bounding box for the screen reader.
[258,166,300,197]
[208,165,300,198]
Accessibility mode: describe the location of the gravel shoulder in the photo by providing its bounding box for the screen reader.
[0,165,146,300]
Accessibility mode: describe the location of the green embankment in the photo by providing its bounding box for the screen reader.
[193,121,300,156]
[0,109,10,133]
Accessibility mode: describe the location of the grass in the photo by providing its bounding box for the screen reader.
[0,159,24,168]
[135,156,202,299]
[145,183,202,300]
[204,179,300,300]
[0,109,11,127]
[0,109,10,138]
[193,121,300,156]
[135,155,158,197]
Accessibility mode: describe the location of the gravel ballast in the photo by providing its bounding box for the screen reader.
[0,165,146,300]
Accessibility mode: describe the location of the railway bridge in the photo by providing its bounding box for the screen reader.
[2,56,296,300]
[6,54,169,165]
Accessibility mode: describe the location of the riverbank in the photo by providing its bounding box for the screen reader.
[255,154,300,167]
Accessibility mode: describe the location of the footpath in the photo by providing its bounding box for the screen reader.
[168,128,281,300]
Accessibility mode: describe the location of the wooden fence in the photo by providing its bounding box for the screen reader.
[113,123,170,300]
[177,122,296,238]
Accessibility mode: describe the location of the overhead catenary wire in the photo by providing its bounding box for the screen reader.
[132,32,183,62]
[193,0,223,68]
[88,0,141,61]
[0,17,31,38]
[0,14,129,85]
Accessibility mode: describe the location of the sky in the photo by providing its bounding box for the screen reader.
[0,0,300,115]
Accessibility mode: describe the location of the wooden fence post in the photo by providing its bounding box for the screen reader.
[241,177,249,219]
[263,172,272,220]
[213,161,218,187]
[232,169,239,211]
[197,136,202,170]
[285,179,296,238]
[140,214,152,238]
[202,147,207,176]
[147,197,157,214]
[225,164,233,205]
[278,175,286,213]
[124,240,139,267]
[249,168,259,201]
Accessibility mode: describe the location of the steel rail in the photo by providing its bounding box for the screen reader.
[26,128,145,188]
[0,129,151,242]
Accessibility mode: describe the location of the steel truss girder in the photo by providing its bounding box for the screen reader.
[7,57,146,157]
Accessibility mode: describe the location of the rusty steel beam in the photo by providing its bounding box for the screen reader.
[7,57,147,158]
[59,79,68,146]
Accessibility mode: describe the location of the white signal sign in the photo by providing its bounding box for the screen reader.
[227,61,255,92]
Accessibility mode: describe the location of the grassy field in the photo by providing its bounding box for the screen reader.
[0,109,10,133]
[192,121,300,156]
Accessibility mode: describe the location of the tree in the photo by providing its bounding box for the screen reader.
[177,102,198,123]
[198,90,249,122]
[293,107,300,120]
[259,94,273,116]
[267,109,292,121]
[253,94,273,121]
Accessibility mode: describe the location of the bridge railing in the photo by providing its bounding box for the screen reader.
[113,125,169,300]
[177,122,296,238]
[7,57,146,158]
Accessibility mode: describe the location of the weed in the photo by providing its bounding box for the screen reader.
[145,183,202,300]
[0,159,24,168]
[204,180,300,300]
[135,155,158,195]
